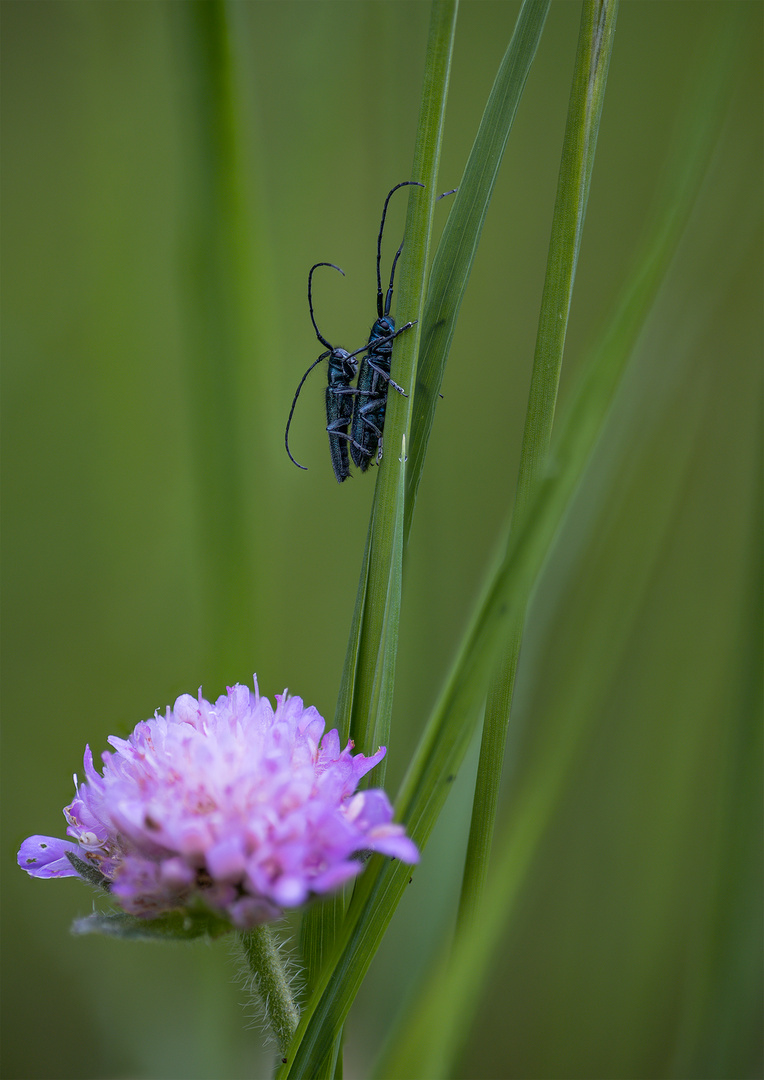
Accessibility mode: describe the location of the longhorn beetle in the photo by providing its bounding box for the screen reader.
[286,185,452,482]
[284,262,372,484]
[350,183,456,470]
[350,181,423,471]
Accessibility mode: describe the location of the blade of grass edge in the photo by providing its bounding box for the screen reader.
[404,0,552,546]
[278,15,738,1068]
[293,4,458,1076]
[346,0,458,776]
[457,0,619,936]
[277,342,612,1080]
[380,373,713,1080]
[378,11,743,1074]
[277,4,548,1075]
[180,1,266,678]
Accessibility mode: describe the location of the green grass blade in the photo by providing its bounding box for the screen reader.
[404,0,552,544]
[457,0,619,935]
[276,267,626,1080]
[342,0,458,776]
[293,5,458,1074]
[180,0,266,676]
[276,381,577,1080]
[383,390,713,1079]
[282,12,738,1071]
[334,518,373,749]
[378,15,743,1075]
[279,5,552,1074]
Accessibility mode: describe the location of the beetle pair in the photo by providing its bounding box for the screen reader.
[284,181,422,484]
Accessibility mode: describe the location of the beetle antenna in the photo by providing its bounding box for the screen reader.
[376,181,424,319]
[285,351,330,469]
[383,188,455,316]
[308,262,344,350]
[384,240,405,318]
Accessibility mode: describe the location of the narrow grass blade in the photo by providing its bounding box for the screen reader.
[276,262,632,1080]
[343,0,459,775]
[280,4,549,1075]
[457,0,619,936]
[382,381,712,1079]
[178,1,267,675]
[276,367,578,1080]
[405,0,552,544]
[333,522,373,748]
[378,15,743,1075]
[278,17,737,1069]
[294,5,458,1074]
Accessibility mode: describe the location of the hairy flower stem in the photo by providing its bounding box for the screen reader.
[238,926,300,1055]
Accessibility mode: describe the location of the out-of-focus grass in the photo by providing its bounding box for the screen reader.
[2,3,760,1079]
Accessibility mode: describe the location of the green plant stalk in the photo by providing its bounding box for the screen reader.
[382,20,743,1070]
[180,0,262,677]
[296,7,458,1077]
[296,532,372,1066]
[278,297,635,1080]
[333,521,372,748]
[282,6,552,1075]
[341,0,459,777]
[405,0,552,544]
[288,4,735,1077]
[276,397,595,1080]
[381,304,735,1077]
[457,0,619,936]
[277,28,732,1059]
[237,926,300,1057]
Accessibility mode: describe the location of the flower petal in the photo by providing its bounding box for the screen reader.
[17,678,419,924]
[17,836,82,878]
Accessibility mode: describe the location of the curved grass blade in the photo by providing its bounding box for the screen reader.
[381,375,713,1079]
[276,363,593,1080]
[457,0,619,936]
[341,0,459,775]
[378,12,744,1073]
[405,0,552,545]
[276,246,636,1080]
[281,4,548,1075]
[294,5,458,1076]
[279,15,739,1067]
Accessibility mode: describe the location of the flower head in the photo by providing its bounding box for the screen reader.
[18,680,418,928]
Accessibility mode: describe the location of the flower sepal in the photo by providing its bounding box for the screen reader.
[66,851,110,892]
[72,899,233,943]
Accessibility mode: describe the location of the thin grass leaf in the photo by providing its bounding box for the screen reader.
[276,381,567,1080]
[381,370,712,1079]
[279,16,738,1071]
[333,524,372,747]
[275,266,622,1080]
[457,0,619,936]
[279,5,551,1075]
[341,0,459,776]
[377,16,743,1074]
[405,0,552,544]
[294,6,458,1075]
[179,1,266,675]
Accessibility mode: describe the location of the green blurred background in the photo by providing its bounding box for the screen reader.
[2,3,761,1078]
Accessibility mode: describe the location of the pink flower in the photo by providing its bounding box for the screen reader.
[18,680,418,928]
